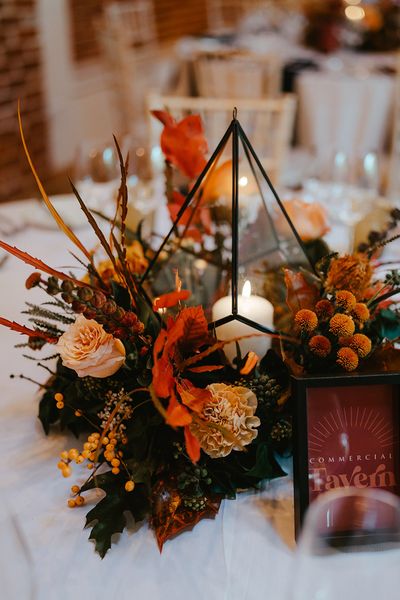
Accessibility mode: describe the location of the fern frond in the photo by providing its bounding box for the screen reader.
[23,303,74,324]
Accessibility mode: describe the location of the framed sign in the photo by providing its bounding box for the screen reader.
[292,372,400,538]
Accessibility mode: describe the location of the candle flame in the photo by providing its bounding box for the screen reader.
[242,280,251,298]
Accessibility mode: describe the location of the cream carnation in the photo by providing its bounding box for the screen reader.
[190,383,260,458]
[56,315,126,378]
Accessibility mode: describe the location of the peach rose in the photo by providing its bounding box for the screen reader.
[281,199,330,242]
[56,315,126,378]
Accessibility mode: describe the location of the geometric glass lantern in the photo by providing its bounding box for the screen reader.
[141,112,313,350]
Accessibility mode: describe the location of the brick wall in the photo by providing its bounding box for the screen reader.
[0,0,49,202]
[69,0,208,62]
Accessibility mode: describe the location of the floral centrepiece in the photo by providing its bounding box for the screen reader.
[1,108,399,557]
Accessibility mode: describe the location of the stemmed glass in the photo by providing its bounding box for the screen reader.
[287,487,400,600]
[329,151,378,253]
[74,140,121,213]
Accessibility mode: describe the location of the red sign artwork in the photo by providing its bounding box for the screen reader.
[307,384,399,502]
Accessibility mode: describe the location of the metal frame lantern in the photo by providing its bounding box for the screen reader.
[141,110,314,339]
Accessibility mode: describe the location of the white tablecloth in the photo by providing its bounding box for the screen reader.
[296,71,395,159]
[0,201,294,600]
[0,198,399,600]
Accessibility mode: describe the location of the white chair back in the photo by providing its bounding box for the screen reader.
[194,51,281,99]
[147,93,296,185]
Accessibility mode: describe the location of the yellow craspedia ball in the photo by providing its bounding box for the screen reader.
[352,303,370,323]
[348,333,372,358]
[337,347,359,372]
[335,290,357,312]
[315,299,334,320]
[329,313,355,338]
[125,480,135,492]
[309,335,332,358]
[294,309,318,334]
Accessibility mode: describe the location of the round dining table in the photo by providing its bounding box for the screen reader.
[0,199,294,600]
[0,196,399,600]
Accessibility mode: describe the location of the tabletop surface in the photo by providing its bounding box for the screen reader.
[0,196,398,600]
[0,200,295,600]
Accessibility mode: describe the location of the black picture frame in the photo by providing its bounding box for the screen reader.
[292,371,400,538]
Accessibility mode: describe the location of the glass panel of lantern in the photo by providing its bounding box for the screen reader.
[141,117,312,339]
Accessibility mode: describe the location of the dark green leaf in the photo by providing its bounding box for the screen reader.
[85,493,126,558]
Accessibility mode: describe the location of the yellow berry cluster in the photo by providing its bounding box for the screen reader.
[57,428,136,504]
[54,392,83,418]
[55,392,64,409]
[101,431,123,475]
[68,485,85,509]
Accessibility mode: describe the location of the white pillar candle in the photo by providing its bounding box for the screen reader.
[211,280,274,365]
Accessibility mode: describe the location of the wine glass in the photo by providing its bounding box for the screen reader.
[328,151,376,253]
[73,140,120,213]
[120,135,159,238]
[288,487,400,600]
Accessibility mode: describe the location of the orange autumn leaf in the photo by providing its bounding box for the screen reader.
[152,307,215,447]
[284,268,319,315]
[152,329,174,398]
[178,306,211,354]
[150,477,221,552]
[153,290,191,311]
[153,355,174,399]
[0,240,94,289]
[0,317,58,343]
[184,426,201,463]
[152,111,208,179]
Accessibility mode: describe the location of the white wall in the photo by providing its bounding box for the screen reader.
[37,0,119,171]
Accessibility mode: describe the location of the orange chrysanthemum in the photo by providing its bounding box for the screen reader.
[315,299,334,320]
[352,303,370,323]
[294,309,318,334]
[309,335,331,358]
[348,333,372,358]
[337,347,359,372]
[329,313,355,338]
[335,290,357,312]
[325,254,372,299]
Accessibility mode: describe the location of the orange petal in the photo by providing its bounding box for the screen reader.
[184,426,201,463]
[153,290,191,311]
[240,351,259,375]
[177,380,211,413]
[187,365,224,373]
[166,394,192,427]
[151,110,175,127]
[152,355,174,398]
